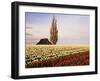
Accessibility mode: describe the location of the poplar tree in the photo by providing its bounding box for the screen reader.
[50,16,58,44]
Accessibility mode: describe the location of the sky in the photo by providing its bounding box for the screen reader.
[25,12,90,45]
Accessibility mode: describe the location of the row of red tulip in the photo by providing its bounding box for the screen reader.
[26,51,89,68]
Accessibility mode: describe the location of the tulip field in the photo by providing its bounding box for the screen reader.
[25,45,89,68]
